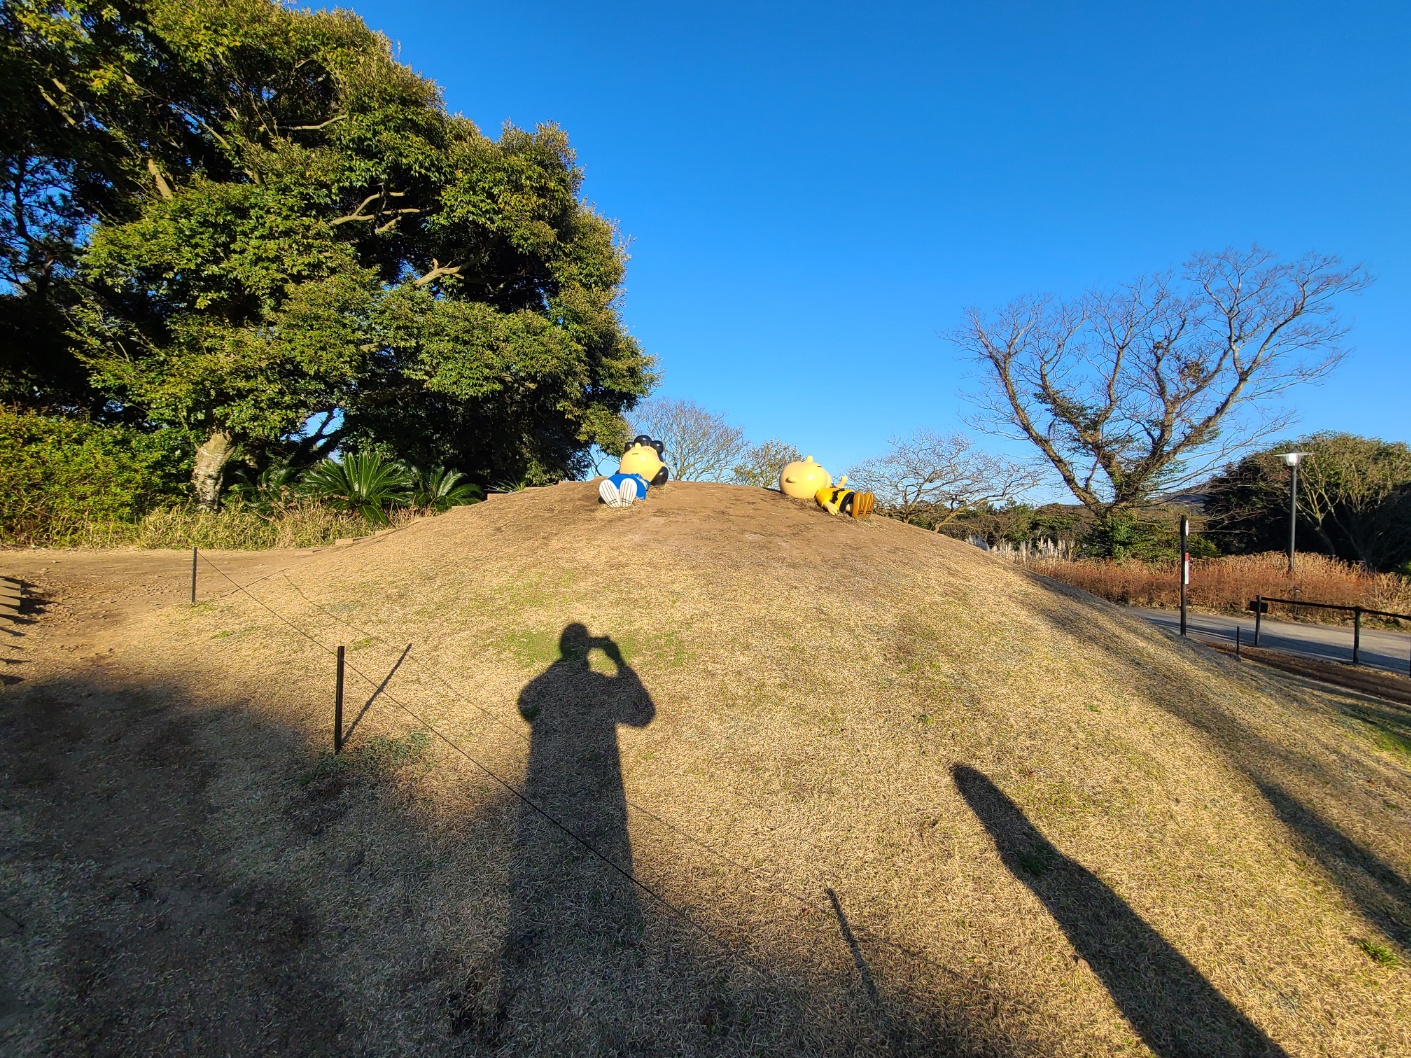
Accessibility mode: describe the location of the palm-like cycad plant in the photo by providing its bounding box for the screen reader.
[301,453,413,524]
[407,465,484,512]
[226,465,300,513]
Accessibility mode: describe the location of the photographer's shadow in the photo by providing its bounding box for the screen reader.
[479,624,656,1046]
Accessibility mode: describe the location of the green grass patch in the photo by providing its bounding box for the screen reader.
[1355,937,1401,967]
[300,731,430,786]
[498,630,564,668]
[1370,728,1411,759]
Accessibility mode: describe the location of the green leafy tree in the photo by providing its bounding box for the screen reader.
[0,0,213,413]
[1206,433,1411,571]
[10,0,652,507]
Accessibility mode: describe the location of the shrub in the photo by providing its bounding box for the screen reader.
[132,502,396,549]
[0,408,188,545]
[300,452,413,523]
[225,465,301,512]
[406,465,484,512]
[40,501,403,550]
[1013,551,1411,624]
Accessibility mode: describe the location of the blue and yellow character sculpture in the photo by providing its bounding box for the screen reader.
[599,435,669,508]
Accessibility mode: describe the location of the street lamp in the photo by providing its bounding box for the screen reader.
[1275,452,1309,574]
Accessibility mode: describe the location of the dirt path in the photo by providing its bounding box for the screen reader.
[0,547,321,651]
[0,547,346,1056]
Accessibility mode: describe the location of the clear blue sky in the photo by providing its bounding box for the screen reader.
[349,0,1408,477]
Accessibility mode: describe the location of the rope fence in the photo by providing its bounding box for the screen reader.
[192,549,987,1001]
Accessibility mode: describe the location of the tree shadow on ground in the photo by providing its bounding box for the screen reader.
[1017,573,1411,959]
[1256,779,1411,951]
[953,765,1289,1058]
[1,625,1031,1057]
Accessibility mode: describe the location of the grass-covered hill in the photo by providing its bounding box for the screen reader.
[3,482,1407,1056]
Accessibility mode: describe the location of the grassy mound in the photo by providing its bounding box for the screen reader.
[6,481,1408,1056]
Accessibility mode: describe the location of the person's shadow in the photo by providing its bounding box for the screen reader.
[953,765,1289,1058]
[473,624,656,1047]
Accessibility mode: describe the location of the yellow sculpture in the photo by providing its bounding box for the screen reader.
[617,436,669,486]
[816,477,875,519]
[779,455,832,499]
[779,455,875,518]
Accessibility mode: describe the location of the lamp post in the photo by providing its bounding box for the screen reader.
[1276,452,1308,575]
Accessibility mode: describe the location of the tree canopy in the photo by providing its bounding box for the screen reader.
[2,0,654,506]
[1205,433,1411,572]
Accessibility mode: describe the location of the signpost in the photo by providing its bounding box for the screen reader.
[1179,515,1189,637]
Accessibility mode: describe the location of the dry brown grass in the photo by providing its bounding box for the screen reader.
[2,483,1408,1056]
[1023,551,1411,622]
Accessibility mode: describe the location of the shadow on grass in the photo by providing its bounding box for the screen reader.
[464,623,656,1046]
[1019,571,1411,959]
[953,764,1289,1058]
[342,641,411,741]
[1257,780,1411,951]
[1,626,1033,1057]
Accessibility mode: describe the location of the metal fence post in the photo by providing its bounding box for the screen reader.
[1352,608,1361,667]
[334,645,345,754]
[1254,595,1262,647]
[1235,627,1241,660]
[191,546,198,604]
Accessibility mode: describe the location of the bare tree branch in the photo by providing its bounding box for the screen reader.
[847,431,1043,526]
[630,398,749,482]
[145,157,174,200]
[288,114,347,131]
[953,246,1372,523]
[412,258,462,287]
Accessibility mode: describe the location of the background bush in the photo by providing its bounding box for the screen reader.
[0,408,188,544]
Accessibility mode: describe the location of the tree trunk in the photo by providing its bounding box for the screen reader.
[191,428,233,512]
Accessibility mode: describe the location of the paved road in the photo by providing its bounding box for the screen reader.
[1133,606,1411,678]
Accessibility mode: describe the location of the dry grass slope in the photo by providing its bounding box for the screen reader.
[2,481,1408,1057]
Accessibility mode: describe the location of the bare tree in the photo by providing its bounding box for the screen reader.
[631,398,749,482]
[731,439,802,487]
[848,431,1042,526]
[953,247,1372,525]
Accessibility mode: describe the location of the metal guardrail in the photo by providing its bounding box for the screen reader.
[1249,594,1411,674]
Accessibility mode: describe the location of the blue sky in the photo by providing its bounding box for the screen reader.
[350,0,1409,479]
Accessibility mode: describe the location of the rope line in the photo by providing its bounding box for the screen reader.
[198,552,991,997]
[195,552,782,985]
[273,572,840,875]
